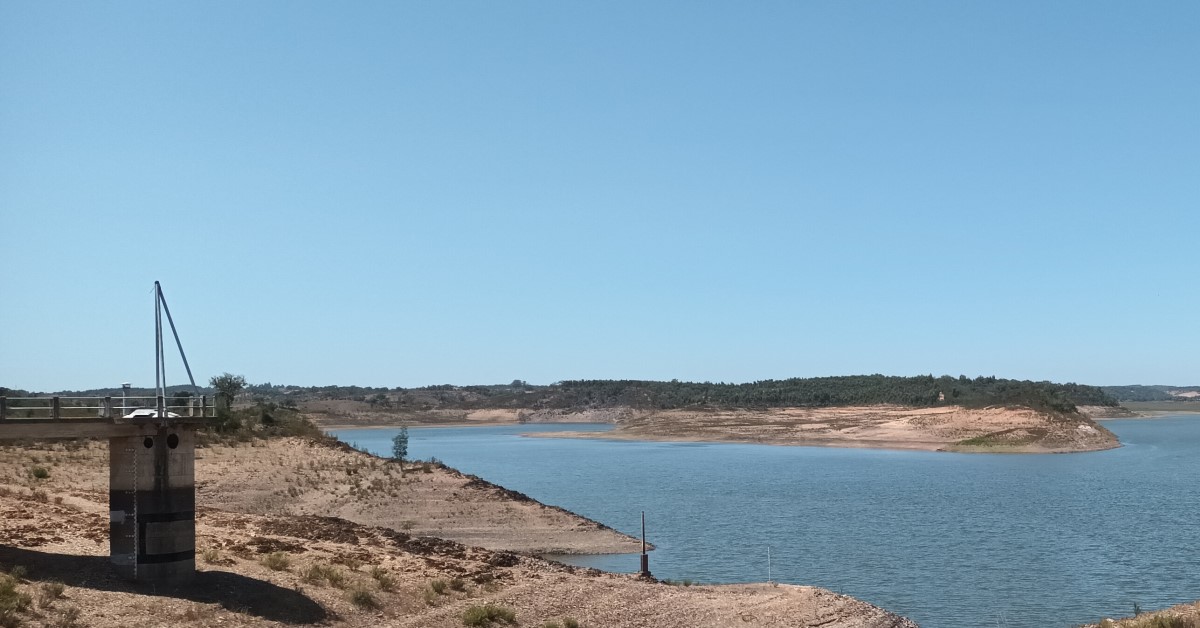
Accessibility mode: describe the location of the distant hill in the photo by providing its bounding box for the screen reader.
[1101,385,1200,402]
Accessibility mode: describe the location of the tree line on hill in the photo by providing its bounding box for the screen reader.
[4,374,1122,416]
[531,375,1116,415]
[1100,385,1200,402]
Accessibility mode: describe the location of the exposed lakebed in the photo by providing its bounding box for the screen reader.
[332,415,1200,628]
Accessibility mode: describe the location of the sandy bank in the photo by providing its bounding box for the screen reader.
[0,437,638,556]
[527,405,1119,453]
[303,403,627,429]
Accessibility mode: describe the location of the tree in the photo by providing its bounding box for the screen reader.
[209,373,247,413]
[391,427,409,472]
[171,390,194,415]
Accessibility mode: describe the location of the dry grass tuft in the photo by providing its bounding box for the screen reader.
[462,604,516,626]
[260,551,291,571]
[368,566,395,591]
[347,586,379,610]
[34,581,64,609]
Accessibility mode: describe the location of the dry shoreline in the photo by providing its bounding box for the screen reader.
[0,436,917,627]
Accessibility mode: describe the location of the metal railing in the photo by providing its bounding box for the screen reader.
[0,395,213,421]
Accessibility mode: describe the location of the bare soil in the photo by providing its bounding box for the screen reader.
[528,405,1120,453]
[0,437,918,628]
[303,401,639,429]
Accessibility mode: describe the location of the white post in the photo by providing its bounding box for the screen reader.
[767,546,772,584]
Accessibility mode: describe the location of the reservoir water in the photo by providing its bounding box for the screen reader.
[332,416,1200,628]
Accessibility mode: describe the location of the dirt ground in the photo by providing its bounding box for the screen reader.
[527,405,1120,453]
[0,437,918,628]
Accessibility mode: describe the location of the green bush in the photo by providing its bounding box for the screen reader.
[29,467,49,480]
[430,579,447,595]
[462,604,517,626]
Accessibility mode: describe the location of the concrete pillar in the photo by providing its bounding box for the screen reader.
[109,427,196,583]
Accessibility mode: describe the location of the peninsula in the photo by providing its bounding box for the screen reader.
[287,375,1123,453]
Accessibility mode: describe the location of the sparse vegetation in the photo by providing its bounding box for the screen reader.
[34,581,64,609]
[430,579,448,594]
[1089,602,1200,628]
[201,547,221,564]
[463,604,517,626]
[29,467,49,480]
[347,586,379,610]
[301,563,346,588]
[449,577,466,591]
[369,566,395,591]
[260,551,291,571]
[48,605,81,628]
[180,604,213,621]
[0,572,32,627]
[1096,616,1200,628]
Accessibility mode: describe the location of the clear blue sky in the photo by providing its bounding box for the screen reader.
[2,2,1197,392]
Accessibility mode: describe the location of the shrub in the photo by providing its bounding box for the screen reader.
[462,604,517,626]
[430,579,447,595]
[563,618,580,628]
[300,563,345,588]
[35,581,64,609]
[449,577,466,592]
[201,548,221,564]
[30,467,49,480]
[260,552,291,571]
[0,573,32,622]
[369,566,394,591]
[347,586,379,610]
[300,564,323,584]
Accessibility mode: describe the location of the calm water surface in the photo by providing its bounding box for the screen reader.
[333,417,1200,628]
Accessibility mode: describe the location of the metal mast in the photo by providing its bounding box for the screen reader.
[154,281,200,415]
